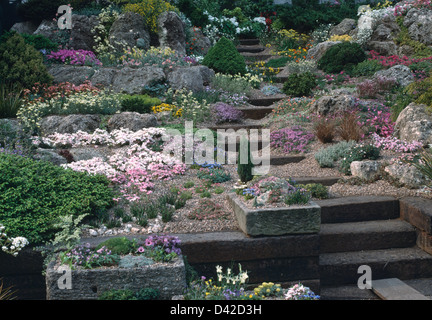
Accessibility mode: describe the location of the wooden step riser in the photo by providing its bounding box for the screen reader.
[320,228,417,254]
[320,256,432,286]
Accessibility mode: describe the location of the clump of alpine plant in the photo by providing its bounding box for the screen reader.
[211,102,244,123]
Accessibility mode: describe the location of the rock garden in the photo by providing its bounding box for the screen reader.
[2,0,432,301]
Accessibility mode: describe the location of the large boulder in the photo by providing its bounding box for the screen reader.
[189,27,212,55]
[33,19,58,42]
[40,115,101,136]
[404,8,432,46]
[366,41,398,56]
[10,21,39,34]
[394,103,432,147]
[309,95,358,116]
[385,163,429,189]
[47,65,95,85]
[111,66,165,95]
[157,11,186,56]
[350,160,381,181]
[374,64,414,87]
[69,15,99,51]
[306,41,341,61]
[107,112,158,132]
[167,65,214,92]
[108,12,150,52]
[329,18,356,37]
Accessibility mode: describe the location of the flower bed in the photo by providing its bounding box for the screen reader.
[228,176,321,236]
[45,235,186,300]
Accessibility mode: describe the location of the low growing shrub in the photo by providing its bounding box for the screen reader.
[282,72,317,97]
[0,153,115,245]
[317,41,367,74]
[121,95,162,114]
[202,37,247,76]
[96,237,138,255]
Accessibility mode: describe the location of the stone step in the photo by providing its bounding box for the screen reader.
[207,123,263,132]
[319,247,432,286]
[290,176,341,186]
[319,284,380,300]
[241,54,274,61]
[238,38,260,46]
[237,106,274,120]
[237,46,266,53]
[371,278,430,300]
[316,196,400,224]
[248,97,284,106]
[320,219,417,254]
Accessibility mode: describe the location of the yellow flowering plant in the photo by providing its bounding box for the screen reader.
[328,34,353,42]
[151,103,182,118]
[123,0,180,34]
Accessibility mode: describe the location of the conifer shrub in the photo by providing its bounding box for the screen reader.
[202,37,247,76]
[317,41,367,74]
[0,33,52,89]
[282,72,317,97]
[237,137,255,183]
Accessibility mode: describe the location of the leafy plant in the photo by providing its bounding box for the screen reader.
[120,94,162,114]
[0,152,114,245]
[202,37,247,76]
[0,32,53,89]
[282,72,317,97]
[314,140,356,168]
[339,143,380,175]
[0,83,23,119]
[237,137,254,183]
[351,59,384,77]
[96,237,138,256]
[296,183,328,199]
[317,41,367,74]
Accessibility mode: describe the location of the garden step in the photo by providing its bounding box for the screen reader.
[207,123,263,132]
[270,155,306,166]
[319,284,380,300]
[316,196,400,224]
[289,176,341,186]
[248,97,284,106]
[241,54,274,61]
[371,278,430,300]
[236,45,266,53]
[237,106,274,120]
[238,38,260,46]
[319,247,432,286]
[320,219,417,254]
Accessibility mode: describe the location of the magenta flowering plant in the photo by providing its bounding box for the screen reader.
[371,133,423,153]
[46,49,102,66]
[368,51,432,68]
[136,234,182,262]
[357,103,395,138]
[270,125,315,154]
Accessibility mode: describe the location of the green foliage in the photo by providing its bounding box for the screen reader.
[0,31,58,52]
[197,167,231,184]
[406,76,432,110]
[351,59,384,77]
[237,138,255,183]
[315,140,357,168]
[275,0,367,33]
[395,16,432,59]
[0,33,52,89]
[202,37,247,76]
[120,94,161,114]
[296,183,328,199]
[0,83,23,119]
[339,144,380,175]
[0,153,114,245]
[282,72,317,97]
[96,237,138,255]
[317,41,367,74]
[98,287,159,300]
[177,0,209,27]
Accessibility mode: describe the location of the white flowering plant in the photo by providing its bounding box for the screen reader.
[284,283,320,300]
[0,224,29,257]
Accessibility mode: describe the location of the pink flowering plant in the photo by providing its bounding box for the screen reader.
[357,103,395,138]
[368,50,432,68]
[371,133,423,153]
[270,125,315,154]
[136,234,181,262]
[43,128,187,202]
[46,49,102,66]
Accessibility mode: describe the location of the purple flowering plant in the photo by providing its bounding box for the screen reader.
[211,102,244,124]
[136,234,181,262]
[60,243,120,269]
